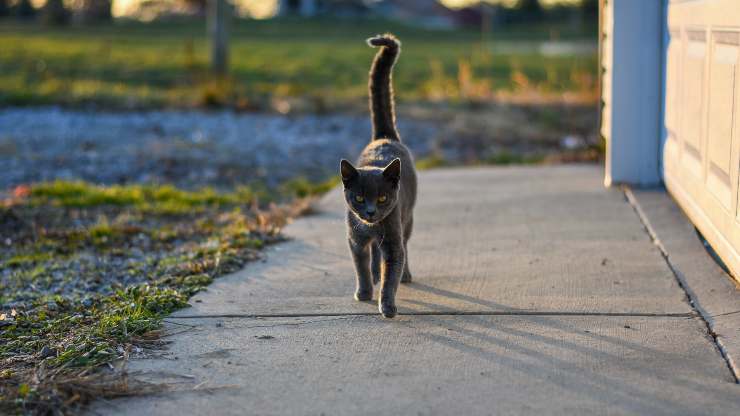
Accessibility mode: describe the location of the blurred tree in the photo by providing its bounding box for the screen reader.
[42,0,70,25]
[74,0,112,23]
[0,0,9,17]
[15,0,37,19]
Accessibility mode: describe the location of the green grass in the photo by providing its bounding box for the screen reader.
[486,151,545,165]
[281,176,341,198]
[0,180,319,414]
[415,151,545,170]
[29,180,259,214]
[0,18,597,108]
[4,252,54,268]
[415,155,448,170]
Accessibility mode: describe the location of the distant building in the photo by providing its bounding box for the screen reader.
[449,6,483,28]
[277,0,370,18]
[374,0,456,29]
[276,0,459,29]
[277,0,316,17]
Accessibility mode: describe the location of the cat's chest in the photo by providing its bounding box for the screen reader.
[349,215,385,237]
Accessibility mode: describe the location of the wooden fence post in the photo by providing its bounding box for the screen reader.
[208,0,229,75]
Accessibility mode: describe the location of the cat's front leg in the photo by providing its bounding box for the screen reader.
[371,243,382,285]
[349,238,373,301]
[378,238,405,318]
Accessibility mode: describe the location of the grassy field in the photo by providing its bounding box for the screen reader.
[0,18,597,109]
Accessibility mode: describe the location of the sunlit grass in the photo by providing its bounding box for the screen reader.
[29,180,258,214]
[0,18,597,108]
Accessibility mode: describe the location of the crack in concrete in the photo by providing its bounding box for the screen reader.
[240,316,354,328]
[624,186,740,383]
[710,310,740,318]
[168,311,696,319]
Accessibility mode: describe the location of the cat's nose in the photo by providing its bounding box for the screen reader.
[366,207,376,217]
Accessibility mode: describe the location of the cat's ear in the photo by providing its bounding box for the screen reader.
[340,159,358,184]
[383,158,401,184]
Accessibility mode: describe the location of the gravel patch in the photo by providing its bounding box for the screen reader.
[0,107,436,190]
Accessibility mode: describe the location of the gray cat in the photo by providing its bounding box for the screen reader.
[340,34,417,318]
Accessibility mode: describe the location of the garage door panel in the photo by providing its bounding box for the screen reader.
[665,0,740,282]
[706,33,738,211]
[681,31,706,178]
[666,29,683,138]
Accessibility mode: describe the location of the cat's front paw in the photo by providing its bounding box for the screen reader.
[379,302,397,318]
[354,290,373,302]
[401,271,412,283]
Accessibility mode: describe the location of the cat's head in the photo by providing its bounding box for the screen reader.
[340,158,401,224]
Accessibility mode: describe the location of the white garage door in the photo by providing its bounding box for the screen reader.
[663,0,740,280]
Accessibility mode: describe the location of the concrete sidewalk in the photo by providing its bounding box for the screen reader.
[92,165,740,415]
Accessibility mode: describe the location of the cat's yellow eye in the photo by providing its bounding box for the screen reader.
[378,195,387,203]
[355,195,364,203]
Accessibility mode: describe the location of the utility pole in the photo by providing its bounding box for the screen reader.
[208,0,229,75]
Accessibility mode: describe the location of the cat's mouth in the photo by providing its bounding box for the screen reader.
[355,212,382,224]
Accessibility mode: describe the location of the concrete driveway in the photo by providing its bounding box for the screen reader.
[90,165,740,415]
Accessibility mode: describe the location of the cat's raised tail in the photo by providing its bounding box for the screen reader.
[367,34,401,141]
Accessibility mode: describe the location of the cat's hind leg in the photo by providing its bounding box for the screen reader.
[371,242,381,285]
[401,216,413,283]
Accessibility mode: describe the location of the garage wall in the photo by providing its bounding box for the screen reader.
[601,0,665,187]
